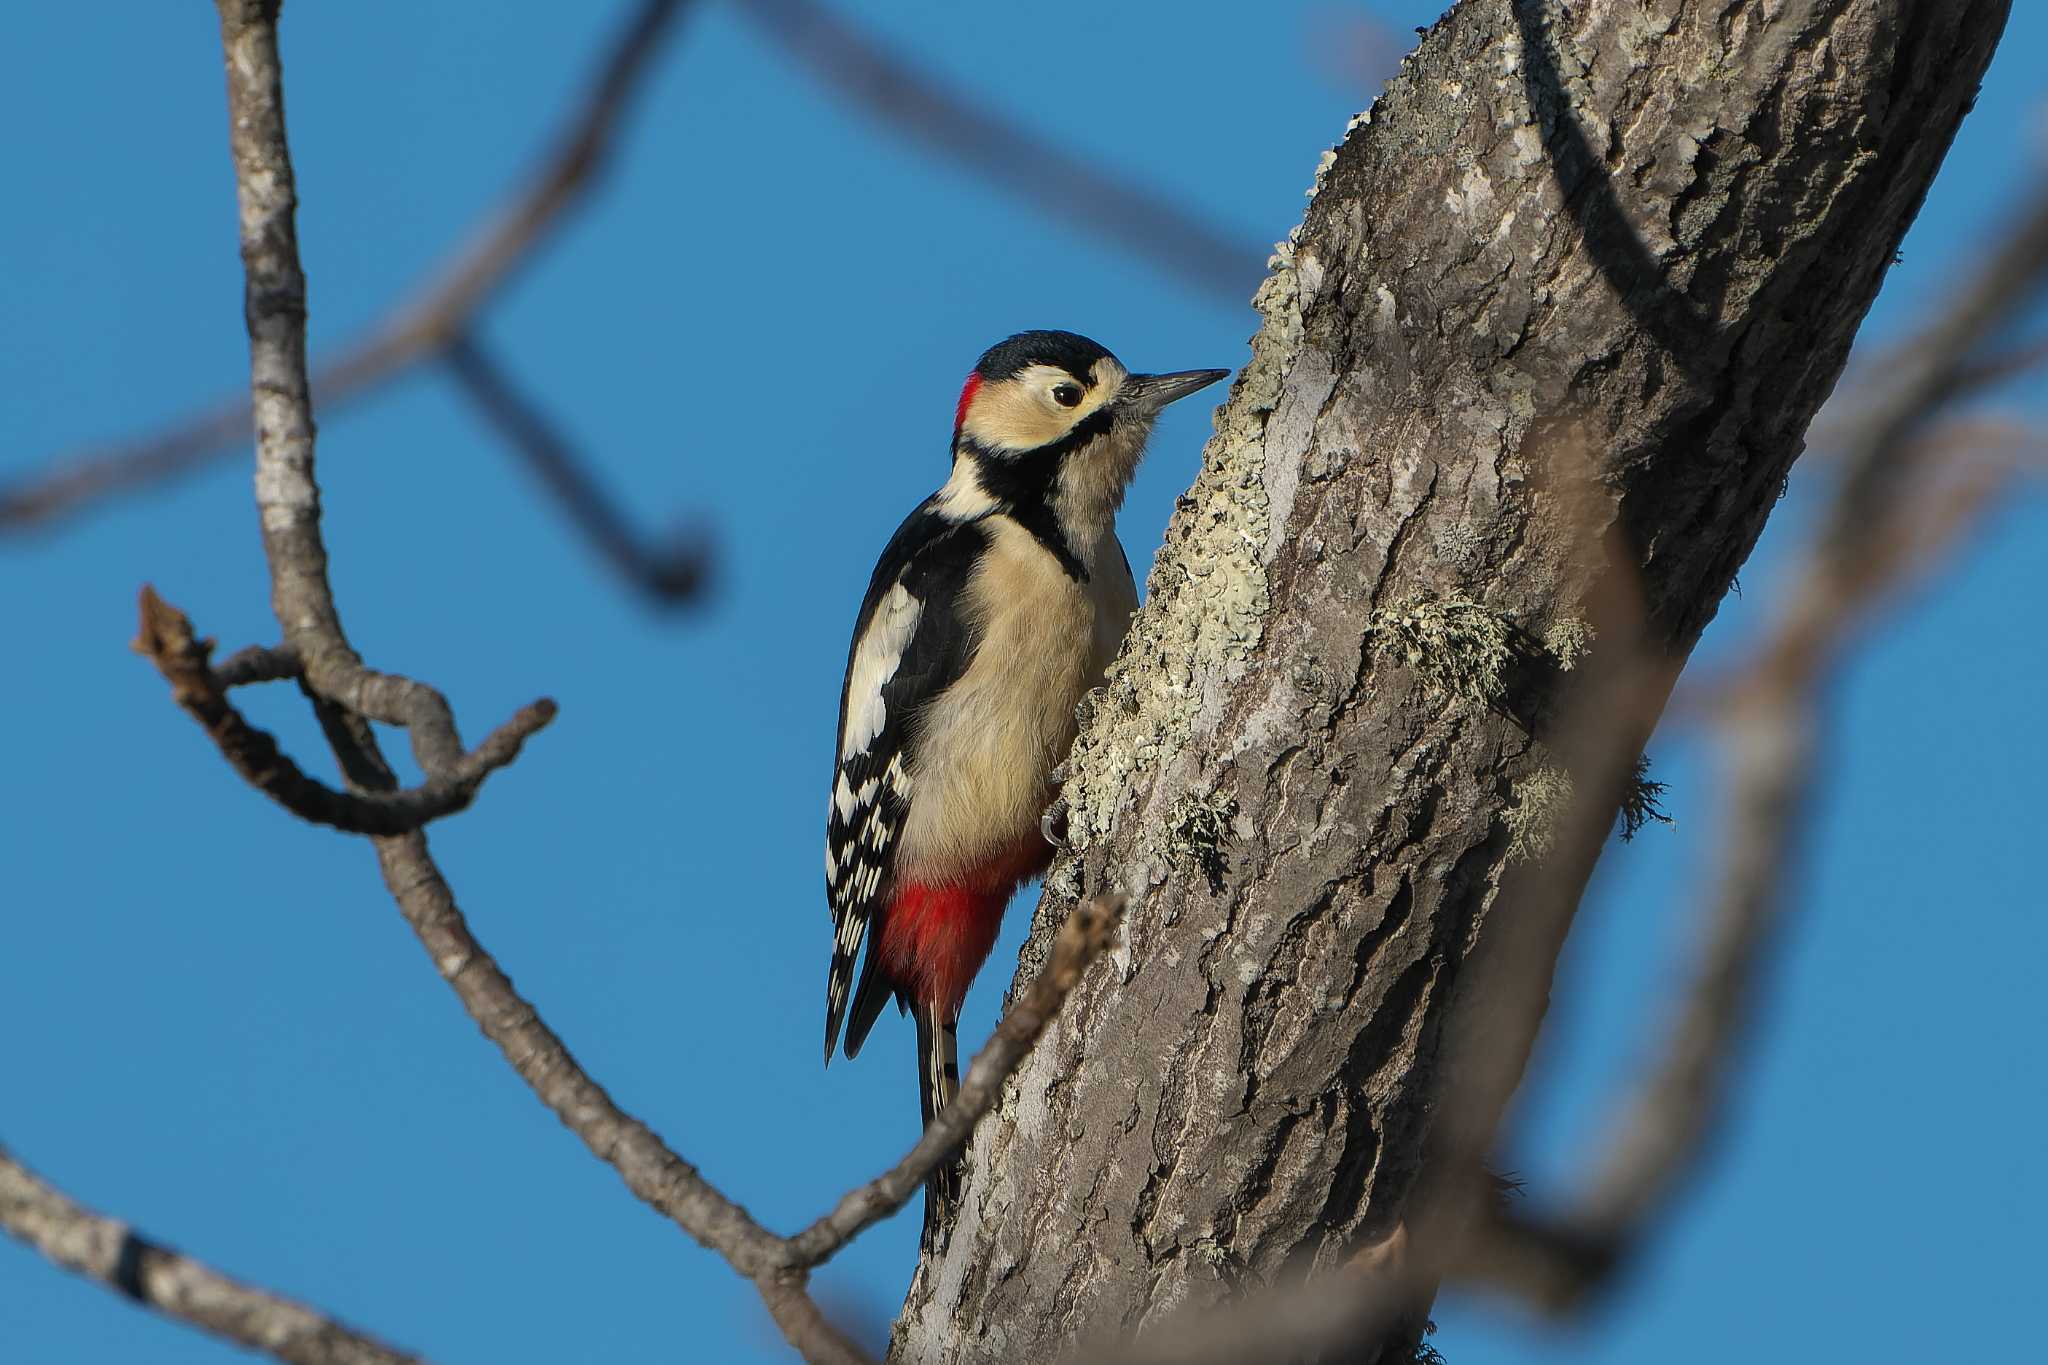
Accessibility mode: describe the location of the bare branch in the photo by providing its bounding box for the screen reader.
[1454,179,2048,1319]
[364,833,790,1272]
[732,0,1262,302]
[214,642,302,688]
[787,895,1127,1268]
[1947,330,2048,396]
[756,1274,882,1365]
[0,1144,424,1365]
[0,0,695,536]
[444,334,710,606]
[132,587,553,834]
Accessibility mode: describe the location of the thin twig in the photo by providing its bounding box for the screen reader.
[364,833,790,1274]
[214,642,302,688]
[132,587,553,835]
[444,334,710,605]
[787,896,1127,1268]
[0,0,696,537]
[0,1145,424,1365]
[756,1274,882,1365]
[732,0,1262,301]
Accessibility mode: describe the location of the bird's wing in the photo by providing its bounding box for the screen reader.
[824,504,987,1062]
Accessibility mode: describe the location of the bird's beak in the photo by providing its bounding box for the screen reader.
[1120,368,1231,414]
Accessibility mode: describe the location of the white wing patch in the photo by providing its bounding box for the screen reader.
[841,581,922,759]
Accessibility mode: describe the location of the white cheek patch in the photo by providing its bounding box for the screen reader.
[841,582,922,759]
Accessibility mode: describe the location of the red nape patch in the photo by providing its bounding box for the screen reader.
[952,372,983,435]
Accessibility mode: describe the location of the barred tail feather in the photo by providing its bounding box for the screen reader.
[913,1005,962,1250]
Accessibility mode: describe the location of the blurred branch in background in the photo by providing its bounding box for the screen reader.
[0,0,703,603]
[443,335,712,602]
[729,0,1265,302]
[0,1147,423,1365]
[1453,181,2048,1318]
[1,0,1267,585]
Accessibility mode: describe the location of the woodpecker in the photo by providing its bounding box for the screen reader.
[824,330,1228,1243]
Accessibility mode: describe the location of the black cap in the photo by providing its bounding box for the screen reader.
[972,330,1115,381]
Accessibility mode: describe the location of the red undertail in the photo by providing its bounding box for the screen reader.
[877,839,1049,1022]
[877,882,1010,1027]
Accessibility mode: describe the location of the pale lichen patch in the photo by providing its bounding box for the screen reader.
[1503,765,1573,864]
[1541,617,1595,670]
[1368,593,1516,706]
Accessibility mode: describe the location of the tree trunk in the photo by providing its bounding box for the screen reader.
[891,0,2007,1359]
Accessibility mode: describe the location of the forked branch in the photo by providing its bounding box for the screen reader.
[132,586,554,834]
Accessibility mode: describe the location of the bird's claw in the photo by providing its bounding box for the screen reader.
[1040,796,1069,848]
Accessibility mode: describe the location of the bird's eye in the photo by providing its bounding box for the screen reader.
[1052,383,1083,408]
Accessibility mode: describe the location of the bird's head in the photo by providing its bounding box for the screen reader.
[945,330,1229,535]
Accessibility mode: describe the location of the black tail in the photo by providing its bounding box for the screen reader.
[913,1005,962,1251]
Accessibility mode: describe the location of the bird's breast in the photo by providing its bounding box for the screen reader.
[897,517,1124,881]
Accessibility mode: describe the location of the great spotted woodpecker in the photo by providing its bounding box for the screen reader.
[823,330,1227,1241]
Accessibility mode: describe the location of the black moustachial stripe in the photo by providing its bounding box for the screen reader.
[955,404,1117,583]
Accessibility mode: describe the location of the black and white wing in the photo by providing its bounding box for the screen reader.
[823,505,986,1062]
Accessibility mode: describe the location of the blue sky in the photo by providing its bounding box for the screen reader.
[3,3,2042,1362]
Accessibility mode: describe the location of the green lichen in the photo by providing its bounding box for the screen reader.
[1370,593,1516,706]
[1166,790,1238,896]
[1503,765,1573,864]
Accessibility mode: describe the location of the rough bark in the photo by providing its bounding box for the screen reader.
[892,1,2008,1359]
